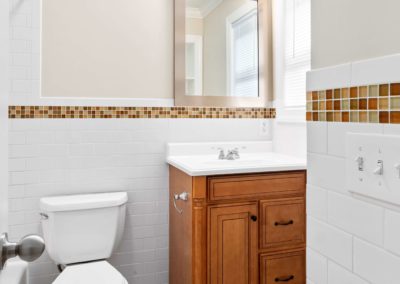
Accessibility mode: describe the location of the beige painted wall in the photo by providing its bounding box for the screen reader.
[186,17,203,36]
[203,0,249,96]
[42,0,173,99]
[312,0,400,69]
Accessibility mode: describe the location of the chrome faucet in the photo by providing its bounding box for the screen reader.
[218,148,240,160]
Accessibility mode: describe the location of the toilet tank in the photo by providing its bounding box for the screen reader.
[40,192,127,265]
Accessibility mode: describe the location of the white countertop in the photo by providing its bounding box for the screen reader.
[166,142,306,176]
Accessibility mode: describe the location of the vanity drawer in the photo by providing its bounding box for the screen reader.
[260,198,305,249]
[207,171,305,201]
[260,250,305,284]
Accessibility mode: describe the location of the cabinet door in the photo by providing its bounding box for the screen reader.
[209,203,258,284]
[260,251,305,284]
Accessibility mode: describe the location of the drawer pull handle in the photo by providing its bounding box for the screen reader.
[250,215,258,222]
[275,220,294,226]
[275,275,294,282]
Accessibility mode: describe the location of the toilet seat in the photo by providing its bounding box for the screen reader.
[53,261,128,284]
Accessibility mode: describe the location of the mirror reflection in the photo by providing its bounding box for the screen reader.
[185,0,259,97]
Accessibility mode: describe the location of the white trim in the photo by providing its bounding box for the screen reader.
[226,3,258,97]
[0,0,9,232]
[185,35,203,96]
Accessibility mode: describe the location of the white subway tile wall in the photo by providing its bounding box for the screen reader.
[8,118,269,284]
[307,121,400,284]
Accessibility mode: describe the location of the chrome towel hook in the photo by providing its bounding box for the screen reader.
[173,192,189,214]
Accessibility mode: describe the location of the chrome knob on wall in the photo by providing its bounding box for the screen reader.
[0,233,45,270]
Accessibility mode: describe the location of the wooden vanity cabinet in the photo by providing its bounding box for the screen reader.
[169,166,306,284]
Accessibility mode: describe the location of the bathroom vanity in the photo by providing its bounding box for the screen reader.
[167,142,307,284]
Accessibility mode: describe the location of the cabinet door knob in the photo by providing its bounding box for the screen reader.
[275,275,294,282]
[250,215,257,222]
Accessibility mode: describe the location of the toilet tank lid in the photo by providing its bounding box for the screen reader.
[40,192,128,212]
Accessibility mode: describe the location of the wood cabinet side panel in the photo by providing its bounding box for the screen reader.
[169,166,194,284]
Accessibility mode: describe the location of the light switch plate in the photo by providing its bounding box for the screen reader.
[346,133,400,206]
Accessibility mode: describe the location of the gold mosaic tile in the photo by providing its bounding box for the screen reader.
[369,111,378,123]
[379,98,389,110]
[9,106,276,119]
[359,111,368,123]
[391,97,400,110]
[359,86,368,98]
[350,112,359,122]
[342,88,350,99]
[369,85,379,97]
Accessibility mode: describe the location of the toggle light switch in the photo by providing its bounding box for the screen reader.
[395,163,400,178]
[354,156,364,171]
[373,160,384,175]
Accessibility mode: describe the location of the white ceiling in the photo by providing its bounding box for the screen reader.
[186,0,223,18]
[186,0,213,9]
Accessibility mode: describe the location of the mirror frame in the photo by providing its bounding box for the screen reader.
[174,0,273,107]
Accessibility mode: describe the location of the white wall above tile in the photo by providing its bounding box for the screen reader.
[307,53,400,92]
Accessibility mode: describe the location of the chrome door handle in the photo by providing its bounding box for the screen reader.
[173,192,189,214]
[0,233,45,270]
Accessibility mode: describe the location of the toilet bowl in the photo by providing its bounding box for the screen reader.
[53,261,127,284]
[40,192,128,284]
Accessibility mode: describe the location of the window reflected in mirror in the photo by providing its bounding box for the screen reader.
[185,0,259,98]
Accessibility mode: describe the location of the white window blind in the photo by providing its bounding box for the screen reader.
[283,0,311,107]
[231,9,258,97]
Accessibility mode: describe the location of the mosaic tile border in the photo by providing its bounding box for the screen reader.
[306,83,400,124]
[9,106,276,119]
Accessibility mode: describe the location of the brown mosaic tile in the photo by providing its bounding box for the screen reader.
[307,92,313,101]
[342,88,350,99]
[334,100,341,111]
[379,98,389,110]
[319,101,326,111]
[334,89,341,99]
[334,112,341,122]
[359,99,368,110]
[9,106,276,120]
[359,86,368,98]
[391,112,400,123]
[312,91,318,101]
[326,112,334,122]
[350,87,358,98]
[391,83,400,96]
[306,112,312,121]
[368,98,378,110]
[350,99,359,110]
[312,112,319,121]
[379,111,389,123]
[342,99,350,111]
[326,90,333,100]
[380,84,389,97]
[359,111,368,123]
[326,100,333,111]
[342,112,350,122]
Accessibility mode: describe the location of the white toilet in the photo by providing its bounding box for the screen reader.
[39,192,128,284]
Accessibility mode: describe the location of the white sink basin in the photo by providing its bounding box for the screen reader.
[166,142,306,176]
